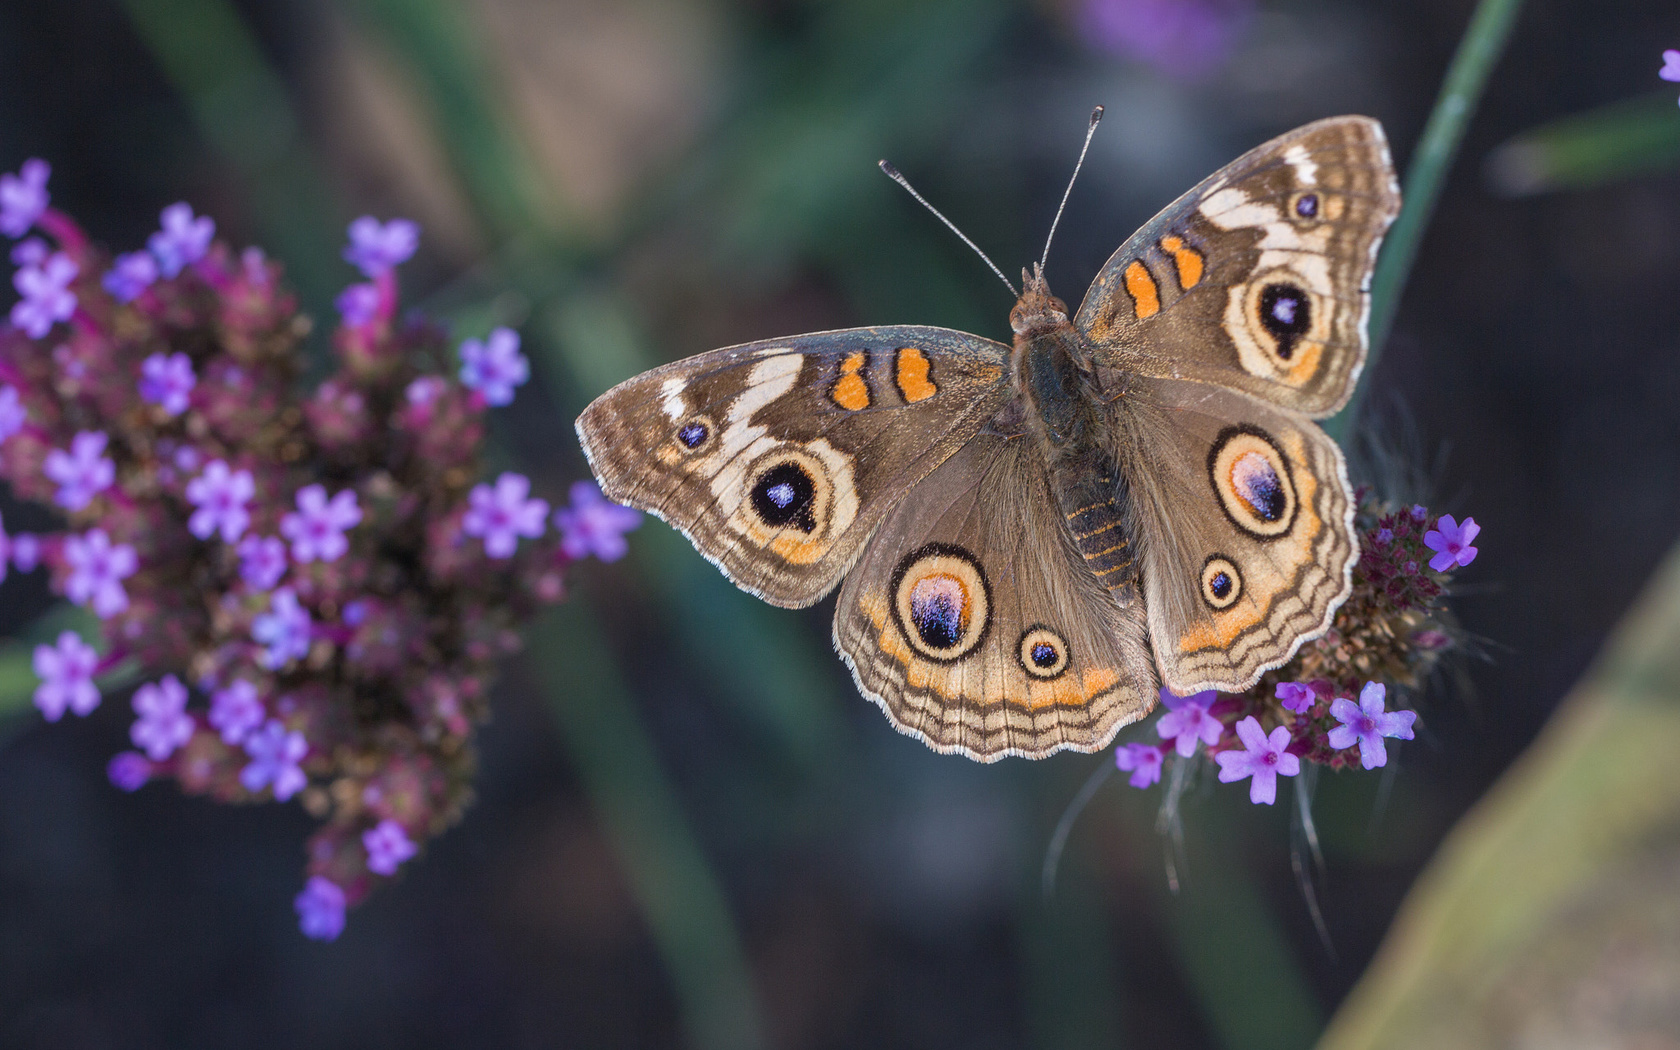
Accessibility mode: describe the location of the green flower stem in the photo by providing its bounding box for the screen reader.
[1329,0,1525,441]
[532,601,766,1050]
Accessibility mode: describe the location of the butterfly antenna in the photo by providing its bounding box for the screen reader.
[1039,105,1105,271]
[879,159,1018,297]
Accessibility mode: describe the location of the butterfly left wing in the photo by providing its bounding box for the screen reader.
[1075,116,1399,418]
[576,326,1010,608]
[1110,377,1357,695]
[833,429,1155,761]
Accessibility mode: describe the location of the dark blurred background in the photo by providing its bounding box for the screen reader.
[1,0,1677,1047]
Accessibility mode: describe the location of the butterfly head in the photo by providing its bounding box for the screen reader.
[1009,264,1069,337]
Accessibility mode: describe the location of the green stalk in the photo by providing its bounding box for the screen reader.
[1329,0,1525,440]
[533,602,766,1050]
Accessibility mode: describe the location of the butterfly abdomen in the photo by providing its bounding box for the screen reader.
[1054,465,1138,600]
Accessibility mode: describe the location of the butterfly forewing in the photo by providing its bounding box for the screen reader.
[1076,116,1399,418]
[576,326,1011,607]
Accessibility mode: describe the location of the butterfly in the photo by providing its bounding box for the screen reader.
[576,114,1400,761]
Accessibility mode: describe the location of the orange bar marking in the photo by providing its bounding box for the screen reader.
[832,351,870,411]
[895,347,937,403]
[1124,261,1160,319]
[1160,235,1204,290]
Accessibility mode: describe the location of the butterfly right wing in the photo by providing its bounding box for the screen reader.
[576,326,1011,608]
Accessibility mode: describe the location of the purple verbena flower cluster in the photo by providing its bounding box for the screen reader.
[0,162,642,940]
[1113,492,1477,804]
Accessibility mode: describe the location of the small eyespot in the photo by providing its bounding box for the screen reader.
[1017,626,1070,679]
[1201,556,1243,610]
[1293,193,1319,219]
[675,417,713,451]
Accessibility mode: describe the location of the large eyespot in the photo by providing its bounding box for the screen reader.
[674,416,714,451]
[891,544,991,662]
[750,460,819,533]
[1257,283,1311,360]
[1017,626,1070,679]
[1208,427,1296,539]
[1200,556,1243,610]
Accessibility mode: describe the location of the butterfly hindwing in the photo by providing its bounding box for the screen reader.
[576,326,1011,607]
[833,429,1154,761]
[1076,116,1399,418]
[1109,377,1357,694]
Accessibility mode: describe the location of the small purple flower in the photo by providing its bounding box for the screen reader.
[462,472,549,559]
[103,251,158,303]
[130,674,194,761]
[11,251,78,338]
[343,216,419,278]
[1079,0,1252,81]
[107,752,151,792]
[63,527,138,618]
[362,819,418,876]
[554,480,642,563]
[31,631,100,721]
[1154,687,1223,757]
[336,282,379,326]
[0,159,50,238]
[252,587,312,669]
[1213,716,1301,805]
[1327,682,1417,770]
[0,384,24,444]
[406,376,444,406]
[457,327,528,406]
[238,534,288,590]
[12,532,39,571]
[147,202,214,278]
[208,679,265,745]
[43,430,115,511]
[138,352,196,416]
[242,719,308,801]
[280,484,362,563]
[1423,515,1480,572]
[294,876,346,941]
[1375,527,1393,545]
[1114,742,1165,788]
[1275,681,1315,714]
[185,459,254,542]
[1662,49,1680,93]
[1409,504,1428,522]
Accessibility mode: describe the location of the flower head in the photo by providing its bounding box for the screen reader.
[43,430,115,511]
[63,528,138,618]
[103,251,158,303]
[138,352,196,416]
[0,159,50,238]
[252,588,312,669]
[280,484,362,563]
[457,327,528,406]
[363,819,418,876]
[131,675,194,761]
[343,216,418,278]
[237,534,288,591]
[1423,515,1479,572]
[1662,49,1680,86]
[1213,716,1300,805]
[554,480,642,563]
[294,876,346,941]
[208,679,266,745]
[1327,682,1417,770]
[1114,742,1165,788]
[185,459,254,543]
[32,631,100,721]
[242,719,308,801]
[1154,687,1223,757]
[107,752,151,792]
[11,251,78,338]
[147,202,214,278]
[462,472,548,559]
[1275,681,1315,714]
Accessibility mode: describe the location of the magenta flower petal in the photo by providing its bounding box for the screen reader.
[1114,742,1164,788]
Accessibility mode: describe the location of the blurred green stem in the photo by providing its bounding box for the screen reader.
[533,601,766,1050]
[1329,0,1525,440]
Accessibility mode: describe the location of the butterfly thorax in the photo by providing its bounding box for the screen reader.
[1009,267,1138,603]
